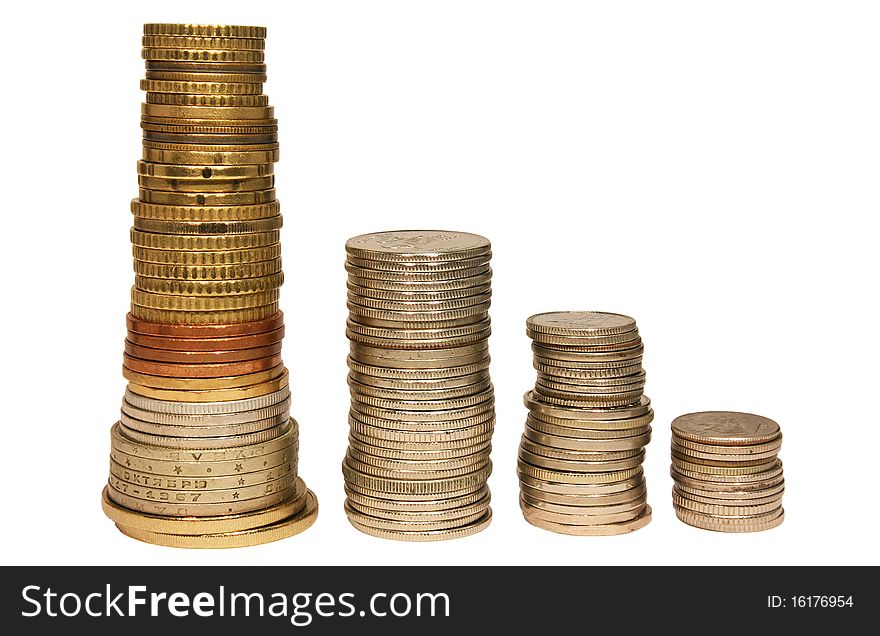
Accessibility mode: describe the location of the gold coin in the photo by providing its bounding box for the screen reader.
[131,288,279,311]
[142,35,265,50]
[115,490,318,548]
[142,48,265,63]
[141,80,264,95]
[127,370,289,403]
[139,190,277,208]
[133,259,281,280]
[142,102,273,119]
[522,503,651,536]
[109,455,294,490]
[145,93,269,107]
[144,24,267,39]
[141,148,279,166]
[144,70,267,83]
[137,175,274,193]
[136,161,273,178]
[133,245,281,266]
[134,273,283,296]
[129,303,279,325]
[131,198,280,222]
[526,415,653,438]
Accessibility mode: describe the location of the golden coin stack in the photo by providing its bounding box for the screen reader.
[341,230,495,541]
[517,311,653,535]
[101,24,318,548]
[671,411,784,532]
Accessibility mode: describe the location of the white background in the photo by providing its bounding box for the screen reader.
[0,1,877,566]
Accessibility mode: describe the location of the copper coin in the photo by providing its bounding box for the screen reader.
[126,311,283,338]
[124,340,282,363]
[126,326,285,351]
[123,352,282,378]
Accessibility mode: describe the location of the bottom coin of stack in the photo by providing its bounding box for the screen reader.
[517,311,653,535]
[671,411,784,532]
[342,230,496,541]
[101,313,317,548]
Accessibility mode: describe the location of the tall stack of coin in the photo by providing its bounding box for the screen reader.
[517,312,653,535]
[101,24,317,548]
[671,411,784,532]
[341,231,495,541]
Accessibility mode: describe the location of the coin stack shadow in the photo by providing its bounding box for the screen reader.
[671,411,784,532]
[100,24,318,548]
[517,312,653,535]
[341,231,495,540]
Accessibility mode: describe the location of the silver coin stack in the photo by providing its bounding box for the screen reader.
[341,230,495,541]
[517,311,653,535]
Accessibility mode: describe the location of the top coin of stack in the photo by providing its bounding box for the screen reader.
[341,231,496,541]
[517,311,653,535]
[671,411,784,532]
[101,25,317,549]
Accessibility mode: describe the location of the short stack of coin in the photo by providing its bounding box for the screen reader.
[671,411,784,532]
[101,24,317,548]
[341,230,495,541]
[517,311,653,535]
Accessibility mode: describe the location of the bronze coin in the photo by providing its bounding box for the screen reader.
[126,326,284,351]
[122,352,282,378]
[124,340,282,363]
[126,311,283,338]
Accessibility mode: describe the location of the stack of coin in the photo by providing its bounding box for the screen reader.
[341,231,495,541]
[671,411,784,532]
[101,24,317,548]
[517,311,653,535]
